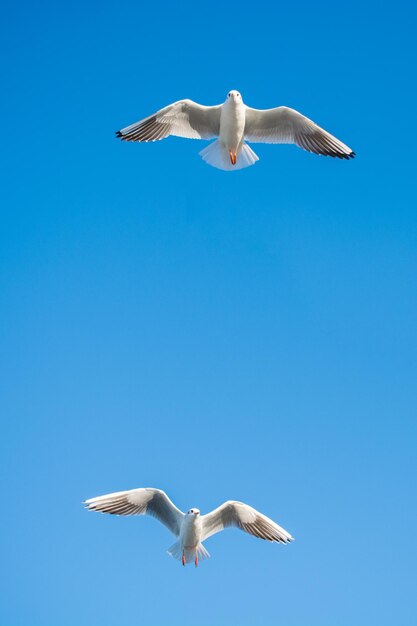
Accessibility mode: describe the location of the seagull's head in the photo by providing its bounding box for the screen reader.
[226,90,243,104]
[187,508,200,517]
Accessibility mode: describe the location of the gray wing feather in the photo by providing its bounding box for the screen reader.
[201,500,293,544]
[244,106,355,159]
[116,100,221,143]
[84,487,184,536]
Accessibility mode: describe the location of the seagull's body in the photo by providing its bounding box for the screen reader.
[218,93,246,165]
[178,508,205,566]
[116,90,355,170]
[84,487,293,566]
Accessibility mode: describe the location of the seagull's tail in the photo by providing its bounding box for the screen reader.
[195,542,210,562]
[167,541,210,565]
[199,140,259,171]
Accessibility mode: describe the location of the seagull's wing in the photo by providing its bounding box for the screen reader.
[201,500,293,543]
[84,488,184,536]
[116,100,221,142]
[244,106,355,159]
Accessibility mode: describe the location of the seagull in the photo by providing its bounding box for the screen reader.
[84,487,294,566]
[116,90,355,171]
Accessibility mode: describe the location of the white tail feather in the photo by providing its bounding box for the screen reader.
[199,140,259,171]
[167,541,210,564]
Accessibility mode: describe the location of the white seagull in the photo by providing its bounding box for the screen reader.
[116,90,355,171]
[84,487,294,566]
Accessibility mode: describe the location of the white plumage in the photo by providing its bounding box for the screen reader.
[116,90,355,170]
[84,487,294,566]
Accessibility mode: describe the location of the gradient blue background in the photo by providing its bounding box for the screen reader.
[1,1,416,625]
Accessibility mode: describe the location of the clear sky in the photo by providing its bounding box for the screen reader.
[1,1,416,625]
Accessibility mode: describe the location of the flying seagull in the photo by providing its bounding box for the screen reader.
[116,90,355,171]
[84,487,294,566]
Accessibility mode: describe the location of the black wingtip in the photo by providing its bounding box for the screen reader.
[115,130,122,138]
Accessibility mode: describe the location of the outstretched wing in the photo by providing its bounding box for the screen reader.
[116,100,221,142]
[84,487,184,536]
[202,500,293,543]
[244,105,355,159]
[201,500,293,543]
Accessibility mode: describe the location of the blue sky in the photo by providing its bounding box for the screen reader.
[1,1,417,625]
